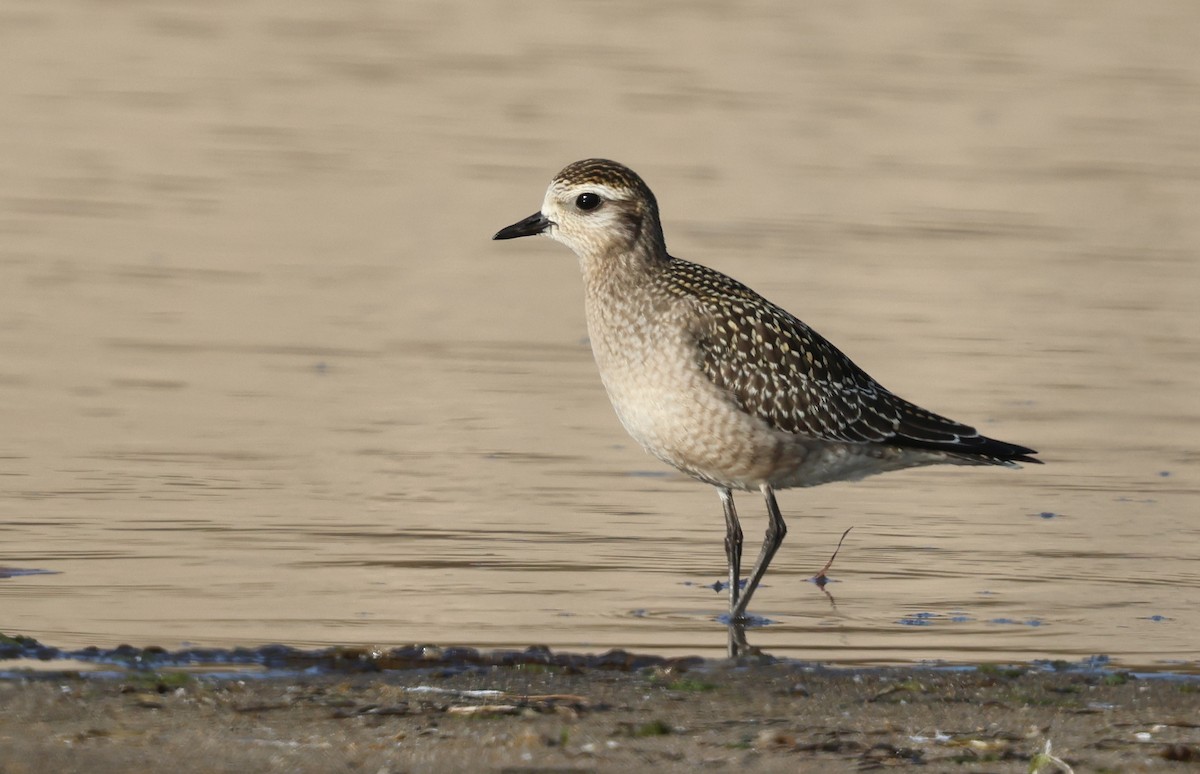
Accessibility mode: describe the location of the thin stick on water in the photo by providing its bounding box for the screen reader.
[811,527,853,585]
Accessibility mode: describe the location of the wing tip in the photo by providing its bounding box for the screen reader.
[896,434,1042,466]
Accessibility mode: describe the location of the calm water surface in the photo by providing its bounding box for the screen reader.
[1,1,1197,668]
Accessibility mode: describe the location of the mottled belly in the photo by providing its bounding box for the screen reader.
[599,365,797,489]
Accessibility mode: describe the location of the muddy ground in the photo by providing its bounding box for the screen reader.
[1,657,1196,773]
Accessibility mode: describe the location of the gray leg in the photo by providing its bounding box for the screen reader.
[718,487,746,658]
[717,487,742,616]
[715,487,734,612]
[731,485,787,620]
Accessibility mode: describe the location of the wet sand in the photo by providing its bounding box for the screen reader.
[2,658,1197,773]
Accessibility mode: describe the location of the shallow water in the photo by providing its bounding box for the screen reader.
[1,1,1197,669]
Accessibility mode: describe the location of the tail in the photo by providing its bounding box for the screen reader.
[898,432,1041,467]
[887,395,1041,466]
[954,437,1041,467]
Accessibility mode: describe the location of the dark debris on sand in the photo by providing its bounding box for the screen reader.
[1,638,1198,773]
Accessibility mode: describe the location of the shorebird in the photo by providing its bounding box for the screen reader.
[493,159,1039,635]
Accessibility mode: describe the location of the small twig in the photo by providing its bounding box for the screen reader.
[811,526,853,584]
[1029,740,1074,773]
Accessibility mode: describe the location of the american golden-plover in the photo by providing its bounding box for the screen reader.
[494,159,1039,637]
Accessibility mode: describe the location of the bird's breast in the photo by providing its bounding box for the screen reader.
[582,285,793,488]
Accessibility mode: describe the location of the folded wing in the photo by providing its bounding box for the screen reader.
[669,258,1039,465]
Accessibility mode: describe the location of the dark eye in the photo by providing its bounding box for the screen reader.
[575,192,602,211]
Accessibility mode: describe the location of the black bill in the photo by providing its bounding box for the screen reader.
[493,212,552,240]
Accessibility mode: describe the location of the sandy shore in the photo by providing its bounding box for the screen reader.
[2,657,1196,773]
